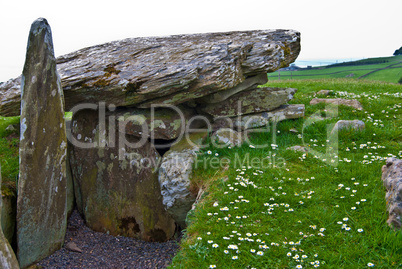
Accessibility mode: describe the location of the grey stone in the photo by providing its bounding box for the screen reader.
[315,90,333,96]
[5,125,16,132]
[310,98,363,110]
[114,105,196,140]
[158,132,208,227]
[0,167,19,269]
[287,145,309,152]
[330,120,365,134]
[0,30,300,116]
[381,158,402,229]
[17,18,67,268]
[65,241,82,253]
[230,104,305,130]
[200,87,297,119]
[211,128,244,147]
[197,73,268,104]
[68,109,175,242]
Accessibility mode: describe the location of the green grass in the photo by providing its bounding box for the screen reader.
[0,112,72,196]
[269,55,402,84]
[0,116,20,196]
[169,79,402,268]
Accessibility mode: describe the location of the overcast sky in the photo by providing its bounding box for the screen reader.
[0,0,401,82]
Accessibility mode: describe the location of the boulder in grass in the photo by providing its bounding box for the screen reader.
[330,120,365,134]
[381,158,402,229]
[310,98,363,110]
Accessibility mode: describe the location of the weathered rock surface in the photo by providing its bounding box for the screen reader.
[310,98,363,110]
[158,132,208,227]
[330,120,365,134]
[381,158,402,229]
[17,18,67,268]
[211,128,244,147]
[114,105,196,140]
[68,109,175,241]
[0,29,300,116]
[0,167,19,269]
[0,79,21,117]
[229,104,305,130]
[197,73,268,104]
[200,87,297,118]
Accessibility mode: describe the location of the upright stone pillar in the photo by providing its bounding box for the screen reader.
[17,18,67,268]
[0,166,19,269]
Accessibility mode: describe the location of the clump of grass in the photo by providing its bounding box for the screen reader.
[170,79,402,268]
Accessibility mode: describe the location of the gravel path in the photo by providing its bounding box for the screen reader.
[37,210,180,269]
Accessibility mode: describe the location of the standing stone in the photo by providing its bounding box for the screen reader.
[0,166,19,269]
[17,18,67,268]
[68,109,175,242]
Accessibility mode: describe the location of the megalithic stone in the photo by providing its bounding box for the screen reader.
[0,165,20,269]
[17,18,67,268]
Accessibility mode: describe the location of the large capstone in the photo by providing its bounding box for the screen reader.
[0,30,300,116]
[68,108,175,242]
[17,18,68,268]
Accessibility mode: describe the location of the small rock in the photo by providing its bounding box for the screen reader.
[211,128,244,147]
[65,241,82,253]
[381,158,402,230]
[310,98,363,110]
[330,120,365,134]
[5,125,16,132]
[315,90,333,96]
[287,145,308,152]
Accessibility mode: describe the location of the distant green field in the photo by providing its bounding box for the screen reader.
[269,55,402,84]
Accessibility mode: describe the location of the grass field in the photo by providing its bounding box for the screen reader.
[169,79,402,268]
[0,78,401,268]
[268,55,402,84]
